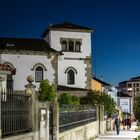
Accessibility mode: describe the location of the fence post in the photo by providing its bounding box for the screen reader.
[99,105,105,134]
[25,75,36,139]
[96,105,99,135]
[52,102,59,140]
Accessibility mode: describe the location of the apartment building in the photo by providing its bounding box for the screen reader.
[118,76,140,97]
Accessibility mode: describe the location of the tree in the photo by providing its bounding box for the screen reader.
[80,90,115,116]
[38,79,56,102]
[58,93,80,105]
[134,94,140,122]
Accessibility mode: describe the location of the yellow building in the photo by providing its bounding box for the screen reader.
[91,77,110,92]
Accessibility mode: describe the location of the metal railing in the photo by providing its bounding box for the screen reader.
[59,104,96,132]
[1,92,32,137]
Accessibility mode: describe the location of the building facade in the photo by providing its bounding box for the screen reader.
[117,92,133,114]
[42,22,92,90]
[0,22,92,94]
[119,76,140,97]
[92,77,118,104]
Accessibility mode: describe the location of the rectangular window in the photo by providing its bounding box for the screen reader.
[128,83,132,88]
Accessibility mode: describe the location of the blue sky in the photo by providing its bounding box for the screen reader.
[0,0,140,86]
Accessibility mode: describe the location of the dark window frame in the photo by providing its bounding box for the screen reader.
[35,66,43,82]
[62,40,67,51]
[68,41,74,52]
[67,69,75,85]
[75,41,81,52]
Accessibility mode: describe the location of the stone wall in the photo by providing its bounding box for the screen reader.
[1,132,33,140]
[59,121,99,140]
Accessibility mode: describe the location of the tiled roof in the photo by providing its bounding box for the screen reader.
[0,37,57,52]
[119,80,128,85]
[93,77,110,86]
[42,21,93,37]
[129,76,140,81]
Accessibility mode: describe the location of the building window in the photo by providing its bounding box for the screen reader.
[62,40,67,51]
[134,83,135,87]
[35,66,43,82]
[69,41,74,51]
[75,41,81,52]
[136,83,139,87]
[67,69,75,85]
[128,83,132,87]
[136,88,139,92]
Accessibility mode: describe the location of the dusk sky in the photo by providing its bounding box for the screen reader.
[0,0,140,86]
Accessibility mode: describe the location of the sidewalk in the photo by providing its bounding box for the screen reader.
[95,130,140,140]
[95,122,140,140]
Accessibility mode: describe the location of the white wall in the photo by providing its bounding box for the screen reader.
[58,59,87,88]
[120,98,131,113]
[1,54,55,91]
[47,30,91,89]
[49,31,91,57]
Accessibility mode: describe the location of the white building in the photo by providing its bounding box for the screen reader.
[107,86,118,105]
[0,22,93,95]
[117,92,133,114]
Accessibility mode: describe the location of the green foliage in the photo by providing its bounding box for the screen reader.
[80,90,115,116]
[38,79,56,102]
[134,94,140,122]
[71,95,80,105]
[58,93,80,105]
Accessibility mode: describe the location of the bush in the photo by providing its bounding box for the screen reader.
[58,93,80,105]
[38,79,56,102]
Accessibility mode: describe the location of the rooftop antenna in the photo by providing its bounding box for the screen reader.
[93,29,96,78]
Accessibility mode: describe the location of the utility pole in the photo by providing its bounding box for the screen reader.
[93,29,96,78]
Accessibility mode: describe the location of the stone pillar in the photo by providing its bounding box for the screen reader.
[52,102,59,140]
[96,105,99,135]
[38,102,50,140]
[25,75,37,139]
[99,105,105,135]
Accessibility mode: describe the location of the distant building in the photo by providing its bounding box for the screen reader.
[119,76,140,97]
[117,92,133,114]
[92,77,110,92]
[92,77,118,104]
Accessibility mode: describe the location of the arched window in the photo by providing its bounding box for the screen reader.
[75,41,81,52]
[69,41,74,52]
[62,41,67,51]
[67,69,75,85]
[35,66,43,82]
